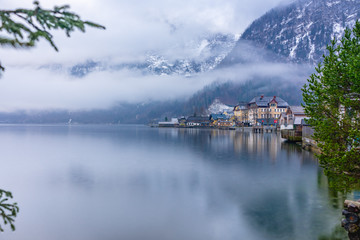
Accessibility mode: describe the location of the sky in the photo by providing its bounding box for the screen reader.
[0,0,298,111]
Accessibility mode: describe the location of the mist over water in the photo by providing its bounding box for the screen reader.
[0,125,349,240]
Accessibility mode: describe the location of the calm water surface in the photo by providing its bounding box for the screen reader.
[0,125,353,240]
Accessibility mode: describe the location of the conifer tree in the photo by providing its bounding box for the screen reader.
[0,1,105,231]
[0,1,105,74]
[302,21,360,178]
[0,189,19,231]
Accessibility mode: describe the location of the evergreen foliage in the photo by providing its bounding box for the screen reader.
[0,189,19,231]
[0,1,105,230]
[302,21,360,179]
[0,1,105,74]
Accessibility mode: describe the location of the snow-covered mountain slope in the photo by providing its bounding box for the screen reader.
[206,98,233,115]
[235,0,360,64]
[42,33,239,77]
[146,33,239,76]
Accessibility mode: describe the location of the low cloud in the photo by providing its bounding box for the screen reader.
[0,59,313,112]
[0,0,301,112]
[1,0,294,66]
[0,67,203,111]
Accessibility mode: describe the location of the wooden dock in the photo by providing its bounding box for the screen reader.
[280,129,302,142]
[252,126,277,133]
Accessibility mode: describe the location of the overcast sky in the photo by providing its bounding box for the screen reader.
[0,0,297,111]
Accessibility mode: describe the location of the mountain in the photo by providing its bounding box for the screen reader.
[41,33,239,77]
[0,77,305,124]
[16,0,358,123]
[225,0,360,65]
[145,33,239,76]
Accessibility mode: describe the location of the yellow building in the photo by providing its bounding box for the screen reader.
[233,104,249,125]
[234,95,289,126]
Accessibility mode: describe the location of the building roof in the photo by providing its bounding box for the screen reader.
[249,96,289,107]
[187,116,210,122]
[158,122,178,125]
[234,105,247,111]
[294,116,306,125]
[289,106,305,115]
[234,102,248,111]
[210,114,229,120]
[301,118,310,126]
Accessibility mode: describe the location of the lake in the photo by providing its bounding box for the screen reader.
[0,125,353,240]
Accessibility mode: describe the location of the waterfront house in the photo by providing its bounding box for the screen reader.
[233,103,249,125]
[178,116,187,127]
[158,118,179,127]
[280,106,307,142]
[186,116,210,127]
[279,112,287,126]
[234,95,289,126]
[216,119,234,128]
[280,106,306,130]
[210,114,228,126]
[301,119,320,152]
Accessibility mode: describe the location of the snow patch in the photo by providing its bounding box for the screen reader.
[332,22,345,40]
[207,99,233,114]
[326,1,340,7]
[197,40,209,56]
[289,35,301,59]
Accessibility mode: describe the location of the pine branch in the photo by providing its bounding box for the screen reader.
[0,1,105,73]
[0,189,19,232]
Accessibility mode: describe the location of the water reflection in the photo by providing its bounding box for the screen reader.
[0,125,354,240]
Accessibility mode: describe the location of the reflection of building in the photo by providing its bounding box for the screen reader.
[232,131,279,160]
[234,96,289,126]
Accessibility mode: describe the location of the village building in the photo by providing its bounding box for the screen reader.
[186,116,210,127]
[158,118,179,127]
[279,112,287,127]
[233,103,249,125]
[210,114,228,126]
[177,116,187,127]
[234,95,289,126]
[280,106,307,130]
[280,106,307,142]
[216,119,234,128]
